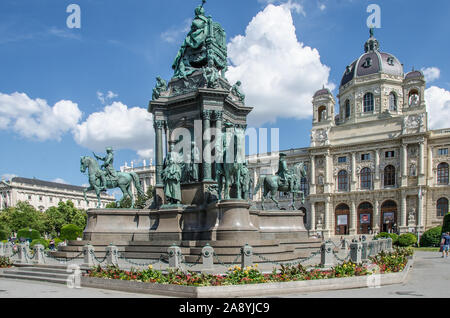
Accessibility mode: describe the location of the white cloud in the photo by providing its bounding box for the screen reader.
[73,102,154,154]
[137,149,154,160]
[257,0,306,15]
[318,3,326,11]
[97,91,119,104]
[161,19,192,44]
[52,178,68,184]
[0,92,82,141]
[226,4,334,126]
[425,86,450,130]
[421,67,440,83]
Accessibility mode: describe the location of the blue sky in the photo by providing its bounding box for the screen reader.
[1,0,450,192]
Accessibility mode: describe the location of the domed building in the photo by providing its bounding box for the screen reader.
[248,30,450,240]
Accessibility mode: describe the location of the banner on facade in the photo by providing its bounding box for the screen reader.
[360,214,371,224]
[337,215,348,226]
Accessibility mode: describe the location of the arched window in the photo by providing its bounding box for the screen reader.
[363,93,374,113]
[360,167,372,189]
[338,170,348,191]
[345,100,351,118]
[389,92,397,111]
[384,165,396,187]
[437,198,449,217]
[437,163,449,185]
[409,90,420,107]
[318,106,327,122]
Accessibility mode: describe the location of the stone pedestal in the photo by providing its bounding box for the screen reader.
[216,200,258,241]
[151,206,183,240]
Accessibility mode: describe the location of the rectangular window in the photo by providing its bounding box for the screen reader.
[361,153,371,161]
[438,148,448,156]
[28,195,32,200]
[39,196,43,202]
[385,151,395,158]
[338,156,347,163]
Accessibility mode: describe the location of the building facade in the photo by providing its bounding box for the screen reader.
[250,32,450,239]
[0,177,116,211]
[125,32,450,239]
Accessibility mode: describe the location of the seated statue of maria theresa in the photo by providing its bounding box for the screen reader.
[172,4,227,80]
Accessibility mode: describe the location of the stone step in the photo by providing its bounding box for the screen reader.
[0,272,70,285]
[3,269,71,280]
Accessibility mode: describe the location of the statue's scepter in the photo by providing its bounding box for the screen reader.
[201,0,206,8]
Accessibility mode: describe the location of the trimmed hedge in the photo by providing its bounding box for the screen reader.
[376,232,399,245]
[420,226,442,247]
[30,238,49,249]
[398,233,418,247]
[60,224,82,241]
[17,228,40,241]
[0,230,9,241]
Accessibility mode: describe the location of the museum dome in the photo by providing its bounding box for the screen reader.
[340,29,404,87]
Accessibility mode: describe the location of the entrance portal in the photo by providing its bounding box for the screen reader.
[358,202,373,234]
[335,204,350,235]
[381,200,397,233]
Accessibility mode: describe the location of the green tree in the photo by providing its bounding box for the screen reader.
[42,201,87,237]
[2,202,45,234]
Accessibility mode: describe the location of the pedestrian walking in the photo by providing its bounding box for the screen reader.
[441,232,450,258]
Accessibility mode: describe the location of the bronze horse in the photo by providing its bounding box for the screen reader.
[253,162,307,210]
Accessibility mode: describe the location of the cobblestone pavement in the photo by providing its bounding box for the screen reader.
[0,251,446,298]
[271,251,450,298]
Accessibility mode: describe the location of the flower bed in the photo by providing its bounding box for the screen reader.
[0,256,13,268]
[86,247,412,287]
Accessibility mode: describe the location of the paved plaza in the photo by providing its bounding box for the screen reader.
[0,251,447,298]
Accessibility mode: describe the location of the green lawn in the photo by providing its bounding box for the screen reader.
[414,247,440,252]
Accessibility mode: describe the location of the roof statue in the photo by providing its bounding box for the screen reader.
[171,0,228,80]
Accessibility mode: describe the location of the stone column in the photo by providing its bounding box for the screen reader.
[324,198,331,238]
[309,155,316,195]
[310,202,316,234]
[202,110,213,181]
[324,151,332,193]
[374,149,380,190]
[213,111,223,182]
[350,200,357,235]
[427,146,433,186]
[401,144,408,187]
[419,140,425,185]
[154,120,165,186]
[351,152,357,191]
[374,199,380,233]
[400,191,407,231]
[417,187,425,233]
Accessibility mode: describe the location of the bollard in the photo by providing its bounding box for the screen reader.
[350,240,362,263]
[320,241,335,267]
[106,244,119,266]
[368,241,376,257]
[33,244,45,264]
[241,244,253,268]
[386,238,393,251]
[17,243,28,263]
[83,244,95,267]
[5,243,12,258]
[0,242,4,257]
[168,244,182,269]
[361,241,369,262]
[202,243,214,270]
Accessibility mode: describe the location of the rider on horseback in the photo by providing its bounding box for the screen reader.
[93,147,118,191]
[276,153,294,193]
